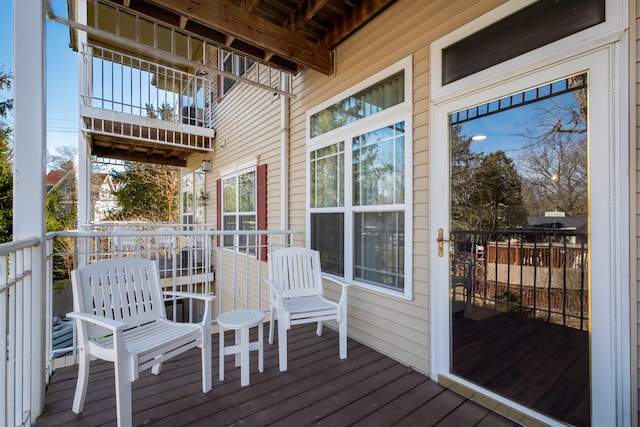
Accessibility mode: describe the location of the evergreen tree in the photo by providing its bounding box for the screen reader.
[450,123,482,230]
[109,162,179,222]
[467,151,528,231]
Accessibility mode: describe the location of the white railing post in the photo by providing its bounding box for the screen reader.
[14,0,47,422]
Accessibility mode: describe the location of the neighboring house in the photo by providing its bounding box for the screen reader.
[91,172,119,222]
[47,169,119,221]
[14,0,638,426]
[45,168,76,215]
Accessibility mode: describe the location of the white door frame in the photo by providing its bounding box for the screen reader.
[430,44,630,426]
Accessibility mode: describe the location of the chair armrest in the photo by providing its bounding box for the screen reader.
[322,275,349,306]
[66,312,127,332]
[322,275,350,288]
[163,291,216,303]
[163,291,215,327]
[265,278,283,294]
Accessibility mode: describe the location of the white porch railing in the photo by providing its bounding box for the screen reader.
[82,43,213,127]
[4,227,296,427]
[1,236,40,427]
[80,43,217,153]
[46,226,296,367]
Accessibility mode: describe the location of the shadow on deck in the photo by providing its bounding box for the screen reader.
[37,323,519,426]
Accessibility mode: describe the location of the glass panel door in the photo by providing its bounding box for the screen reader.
[448,74,590,426]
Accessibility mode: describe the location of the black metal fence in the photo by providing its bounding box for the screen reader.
[450,229,588,330]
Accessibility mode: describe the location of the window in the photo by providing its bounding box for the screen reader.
[307,58,412,297]
[216,164,267,259]
[309,70,405,137]
[181,169,206,226]
[441,0,605,85]
[218,49,256,98]
[221,169,256,253]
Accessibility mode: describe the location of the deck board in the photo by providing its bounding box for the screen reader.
[452,311,590,426]
[37,323,521,427]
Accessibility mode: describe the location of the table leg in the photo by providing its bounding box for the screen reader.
[219,326,225,381]
[258,323,264,373]
[240,327,250,386]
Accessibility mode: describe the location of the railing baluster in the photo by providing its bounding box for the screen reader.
[450,229,587,330]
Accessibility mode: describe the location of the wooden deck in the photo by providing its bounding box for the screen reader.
[452,309,590,426]
[37,323,519,427]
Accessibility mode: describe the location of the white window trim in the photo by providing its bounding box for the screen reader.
[306,56,414,300]
[429,1,630,425]
[430,0,627,103]
[220,158,258,178]
[221,166,258,256]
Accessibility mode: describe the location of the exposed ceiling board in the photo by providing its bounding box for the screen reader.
[105,0,398,75]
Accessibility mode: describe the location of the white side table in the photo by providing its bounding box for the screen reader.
[217,309,265,386]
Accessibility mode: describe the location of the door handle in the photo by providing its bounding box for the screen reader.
[437,228,449,257]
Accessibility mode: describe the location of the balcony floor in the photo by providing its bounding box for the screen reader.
[37,323,519,427]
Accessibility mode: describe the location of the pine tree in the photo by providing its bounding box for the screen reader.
[109,162,179,222]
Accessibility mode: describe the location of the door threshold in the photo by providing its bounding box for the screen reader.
[437,374,565,427]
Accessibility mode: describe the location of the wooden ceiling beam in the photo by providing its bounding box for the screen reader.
[241,0,261,13]
[320,0,396,48]
[91,145,187,167]
[148,0,332,74]
[286,0,329,32]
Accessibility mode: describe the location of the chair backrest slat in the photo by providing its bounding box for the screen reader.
[270,247,324,298]
[72,258,165,339]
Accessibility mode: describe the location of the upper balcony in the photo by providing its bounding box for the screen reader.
[80,43,215,167]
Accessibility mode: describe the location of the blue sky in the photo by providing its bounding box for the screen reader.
[0,0,79,158]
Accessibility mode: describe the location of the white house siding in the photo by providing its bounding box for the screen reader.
[287,0,507,376]
[185,51,283,314]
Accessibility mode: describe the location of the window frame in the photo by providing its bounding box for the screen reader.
[430,0,626,102]
[306,56,414,300]
[217,48,256,100]
[220,165,258,255]
[181,168,206,226]
[429,1,629,424]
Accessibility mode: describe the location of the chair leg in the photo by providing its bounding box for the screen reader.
[151,358,163,375]
[268,306,275,344]
[278,321,288,371]
[316,321,323,336]
[339,318,347,360]
[114,358,133,427]
[71,348,90,414]
[202,330,212,393]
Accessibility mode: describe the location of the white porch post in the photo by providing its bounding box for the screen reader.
[77,0,92,226]
[14,0,47,419]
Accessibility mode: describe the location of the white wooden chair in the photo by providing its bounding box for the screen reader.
[67,257,215,427]
[266,247,349,371]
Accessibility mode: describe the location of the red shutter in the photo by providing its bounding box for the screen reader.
[257,164,267,261]
[216,178,221,247]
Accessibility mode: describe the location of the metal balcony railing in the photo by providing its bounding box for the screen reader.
[450,229,588,330]
[1,236,40,427]
[81,43,213,129]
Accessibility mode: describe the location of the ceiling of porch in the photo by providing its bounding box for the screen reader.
[105,0,398,76]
